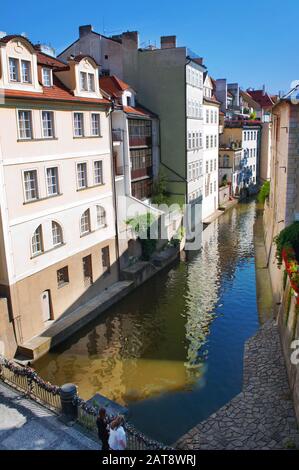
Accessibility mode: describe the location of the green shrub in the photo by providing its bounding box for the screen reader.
[257,181,270,203]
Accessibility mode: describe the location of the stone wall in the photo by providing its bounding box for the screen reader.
[278,275,299,424]
[0,297,17,358]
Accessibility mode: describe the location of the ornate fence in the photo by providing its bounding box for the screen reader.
[0,356,61,412]
[0,355,173,450]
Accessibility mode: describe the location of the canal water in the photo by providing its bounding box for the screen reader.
[34,200,259,444]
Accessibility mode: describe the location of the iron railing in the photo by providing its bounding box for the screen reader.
[0,355,172,450]
[0,356,61,412]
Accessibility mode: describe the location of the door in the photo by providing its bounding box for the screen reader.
[41,290,51,322]
[83,255,93,286]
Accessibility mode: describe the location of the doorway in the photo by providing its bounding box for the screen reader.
[41,290,52,322]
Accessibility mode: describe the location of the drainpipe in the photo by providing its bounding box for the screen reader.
[108,102,121,280]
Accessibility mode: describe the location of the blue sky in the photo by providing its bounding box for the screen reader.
[1,0,298,94]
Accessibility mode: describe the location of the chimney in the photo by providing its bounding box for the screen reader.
[79,25,93,38]
[160,35,176,49]
[121,31,139,50]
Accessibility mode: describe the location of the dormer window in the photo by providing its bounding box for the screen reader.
[9,57,32,83]
[21,61,31,83]
[9,58,19,81]
[127,96,131,107]
[80,72,95,92]
[42,68,52,87]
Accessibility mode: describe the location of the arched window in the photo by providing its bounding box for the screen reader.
[80,209,91,235]
[32,225,43,255]
[96,206,106,228]
[52,221,63,246]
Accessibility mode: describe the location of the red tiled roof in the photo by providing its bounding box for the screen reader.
[246,90,274,109]
[36,51,67,69]
[123,105,156,118]
[99,75,131,98]
[0,34,35,46]
[70,54,99,66]
[3,75,110,105]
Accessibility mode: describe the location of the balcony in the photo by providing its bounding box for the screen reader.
[112,129,123,142]
[129,135,152,147]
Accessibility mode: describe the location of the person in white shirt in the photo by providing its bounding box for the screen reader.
[108,415,127,450]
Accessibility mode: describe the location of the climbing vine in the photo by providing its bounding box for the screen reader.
[274,222,299,266]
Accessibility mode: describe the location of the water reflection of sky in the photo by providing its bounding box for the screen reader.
[34,201,259,444]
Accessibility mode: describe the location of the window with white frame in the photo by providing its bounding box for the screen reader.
[188,164,192,181]
[32,225,43,255]
[199,132,202,148]
[206,109,209,123]
[46,167,59,196]
[18,110,33,139]
[88,73,95,92]
[210,135,213,148]
[21,60,31,83]
[206,135,209,149]
[9,58,19,81]
[214,159,217,171]
[24,170,38,201]
[80,72,95,92]
[52,221,63,246]
[77,162,87,189]
[42,68,52,87]
[210,160,213,172]
[80,72,88,91]
[214,135,217,147]
[192,163,196,180]
[74,113,84,137]
[199,160,203,176]
[214,181,216,192]
[80,209,91,235]
[42,111,54,138]
[206,161,209,173]
[188,132,192,149]
[94,160,103,185]
[91,113,100,136]
[96,205,106,227]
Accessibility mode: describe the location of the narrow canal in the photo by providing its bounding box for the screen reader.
[35,200,260,444]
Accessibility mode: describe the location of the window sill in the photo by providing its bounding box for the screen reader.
[58,282,70,289]
[31,242,66,259]
[17,137,58,142]
[24,193,63,205]
[73,135,103,139]
[76,184,105,192]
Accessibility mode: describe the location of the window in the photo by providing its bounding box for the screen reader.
[80,72,88,91]
[77,162,88,189]
[210,182,213,195]
[52,221,63,246]
[24,170,38,201]
[127,96,131,106]
[206,161,209,173]
[91,113,100,136]
[9,58,19,81]
[80,72,95,92]
[214,135,217,147]
[21,60,31,83]
[46,167,59,196]
[214,159,217,171]
[32,225,43,256]
[94,161,103,185]
[210,160,213,172]
[74,113,84,137]
[214,181,216,192]
[80,209,91,235]
[42,68,52,87]
[42,111,54,138]
[206,135,209,149]
[96,206,106,227]
[199,132,202,148]
[188,132,192,149]
[206,109,209,123]
[101,246,110,274]
[18,110,33,139]
[88,73,95,92]
[57,266,69,287]
[188,164,192,181]
[192,132,195,148]
[210,135,213,148]
[83,255,93,286]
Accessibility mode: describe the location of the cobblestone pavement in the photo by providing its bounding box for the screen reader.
[0,381,99,450]
[176,321,299,450]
